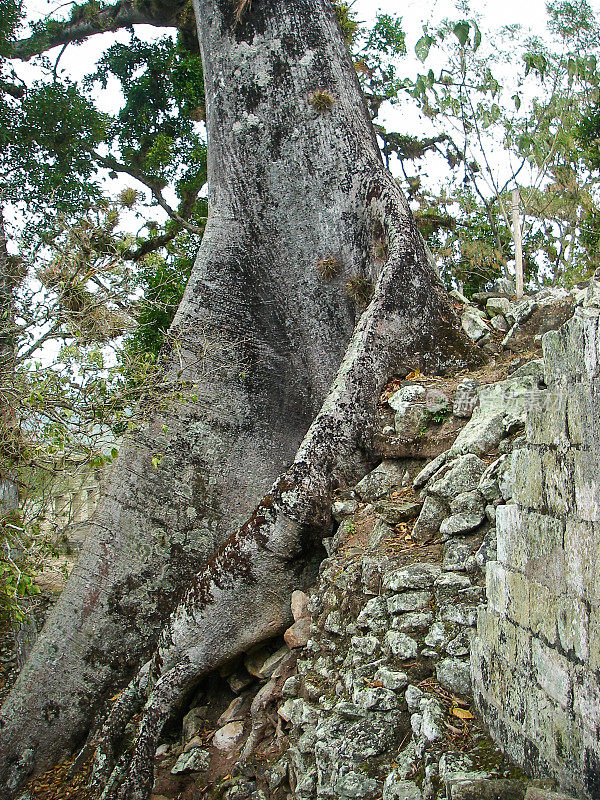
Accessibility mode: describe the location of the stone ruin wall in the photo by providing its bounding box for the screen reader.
[472,294,600,799]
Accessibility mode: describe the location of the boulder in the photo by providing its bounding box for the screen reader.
[412,495,448,541]
[453,379,479,418]
[383,562,441,591]
[284,617,311,649]
[291,589,310,621]
[486,296,511,316]
[212,721,245,753]
[332,499,358,521]
[217,695,247,728]
[436,657,471,695]
[245,645,288,679]
[462,309,489,341]
[490,314,509,332]
[373,499,422,525]
[171,747,210,775]
[429,455,487,499]
[394,403,428,438]
[440,512,485,536]
[354,460,405,501]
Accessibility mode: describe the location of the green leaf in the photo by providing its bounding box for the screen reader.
[512,94,521,110]
[453,22,470,47]
[415,34,434,63]
[472,23,482,51]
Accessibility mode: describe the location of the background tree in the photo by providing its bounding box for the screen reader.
[368,0,600,293]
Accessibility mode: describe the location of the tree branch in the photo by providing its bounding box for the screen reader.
[10,0,186,61]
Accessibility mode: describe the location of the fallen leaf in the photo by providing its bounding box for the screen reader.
[451,705,474,720]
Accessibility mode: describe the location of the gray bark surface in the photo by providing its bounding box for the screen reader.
[0,1,478,794]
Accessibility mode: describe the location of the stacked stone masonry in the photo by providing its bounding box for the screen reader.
[472,289,600,800]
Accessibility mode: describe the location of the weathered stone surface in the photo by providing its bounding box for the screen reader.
[395,404,429,438]
[525,789,579,800]
[453,780,534,800]
[355,461,405,501]
[412,494,448,541]
[388,384,426,411]
[454,379,480,418]
[374,499,422,525]
[429,455,487,499]
[383,777,422,800]
[440,511,485,536]
[413,452,448,488]
[333,771,380,799]
[385,631,419,659]
[356,597,389,631]
[487,297,511,316]
[171,747,210,774]
[387,591,433,614]
[443,538,475,571]
[332,499,358,522]
[213,721,245,753]
[462,309,489,341]
[375,666,409,691]
[182,706,207,743]
[384,563,441,591]
[245,646,288,679]
[436,658,471,695]
[217,696,246,728]
[392,611,434,632]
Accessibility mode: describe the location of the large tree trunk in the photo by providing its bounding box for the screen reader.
[0,0,477,794]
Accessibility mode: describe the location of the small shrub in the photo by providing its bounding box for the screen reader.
[346,275,373,307]
[310,90,335,113]
[318,256,341,280]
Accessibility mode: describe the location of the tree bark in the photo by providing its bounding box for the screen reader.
[0,1,478,795]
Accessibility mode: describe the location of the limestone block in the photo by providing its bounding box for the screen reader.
[496,616,532,670]
[573,668,600,732]
[543,307,600,381]
[557,596,589,662]
[564,520,598,602]
[526,389,568,447]
[532,637,573,708]
[512,447,545,509]
[486,561,509,616]
[496,504,525,569]
[529,580,558,645]
[506,569,531,628]
[573,450,600,522]
[588,605,600,672]
[542,450,575,517]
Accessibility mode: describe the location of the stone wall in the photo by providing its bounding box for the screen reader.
[472,285,600,799]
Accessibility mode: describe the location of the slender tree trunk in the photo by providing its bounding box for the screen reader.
[0,1,478,794]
